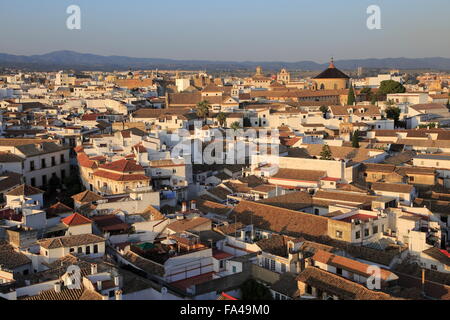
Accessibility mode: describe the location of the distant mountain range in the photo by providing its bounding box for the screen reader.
[1,50,450,71]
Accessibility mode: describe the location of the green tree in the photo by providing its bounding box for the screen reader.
[48,175,61,194]
[217,112,227,127]
[386,99,396,107]
[320,105,329,117]
[347,85,356,106]
[240,279,273,300]
[418,122,438,129]
[196,100,210,123]
[320,144,333,160]
[352,129,360,148]
[385,106,401,127]
[371,95,378,105]
[230,121,241,130]
[360,87,373,101]
[378,80,406,95]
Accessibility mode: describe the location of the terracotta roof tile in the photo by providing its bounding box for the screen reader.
[61,213,93,226]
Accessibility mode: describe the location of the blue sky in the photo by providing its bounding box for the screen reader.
[0,0,449,62]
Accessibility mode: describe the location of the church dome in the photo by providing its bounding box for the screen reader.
[314,58,349,79]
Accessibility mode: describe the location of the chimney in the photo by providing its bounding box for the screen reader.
[115,290,123,301]
[182,202,187,212]
[91,263,97,275]
[97,280,102,291]
[190,200,196,210]
[114,275,120,287]
[54,282,61,293]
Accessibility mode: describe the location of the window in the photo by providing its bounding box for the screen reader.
[77,247,83,254]
[86,246,91,254]
[336,268,343,275]
[70,248,75,253]
[41,159,46,168]
[314,208,320,215]
[275,293,280,300]
[364,228,370,237]
[109,290,115,298]
[355,231,361,239]
[51,156,56,166]
[270,259,276,271]
[409,176,415,182]
[31,178,36,187]
[281,264,286,273]
[30,161,35,171]
[373,226,378,234]
[431,265,438,271]
[42,175,47,186]
[172,169,177,174]
[93,244,98,254]
[60,154,65,163]
[336,230,343,238]
[232,266,237,273]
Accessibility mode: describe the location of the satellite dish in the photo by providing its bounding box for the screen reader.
[161,287,168,295]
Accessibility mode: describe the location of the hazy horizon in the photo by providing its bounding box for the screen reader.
[1,0,450,62]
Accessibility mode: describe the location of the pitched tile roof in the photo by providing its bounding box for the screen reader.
[140,205,165,220]
[270,272,300,298]
[6,184,44,196]
[305,144,381,162]
[38,234,105,249]
[0,171,22,193]
[196,199,232,216]
[231,200,328,238]
[61,213,93,226]
[258,191,313,211]
[312,250,397,281]
[422,247,450,265]
[0,152,24,162]
[99,159,144,173]
[0,243,31,270]
[91,214,131,232]
[372,182,414,193]
[214,222,246,236]
[256,234,294,258]
[93,170,150,182]
[167,217,211,233]
[297,267,396,300]
[21,287,104,301]
[270,168,326,182]
[45,202,74,217]
[71,190,105,203]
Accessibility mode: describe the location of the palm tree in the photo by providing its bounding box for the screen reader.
[196,100,210,124]
[230,121,241,130]
[217,112,227,127]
